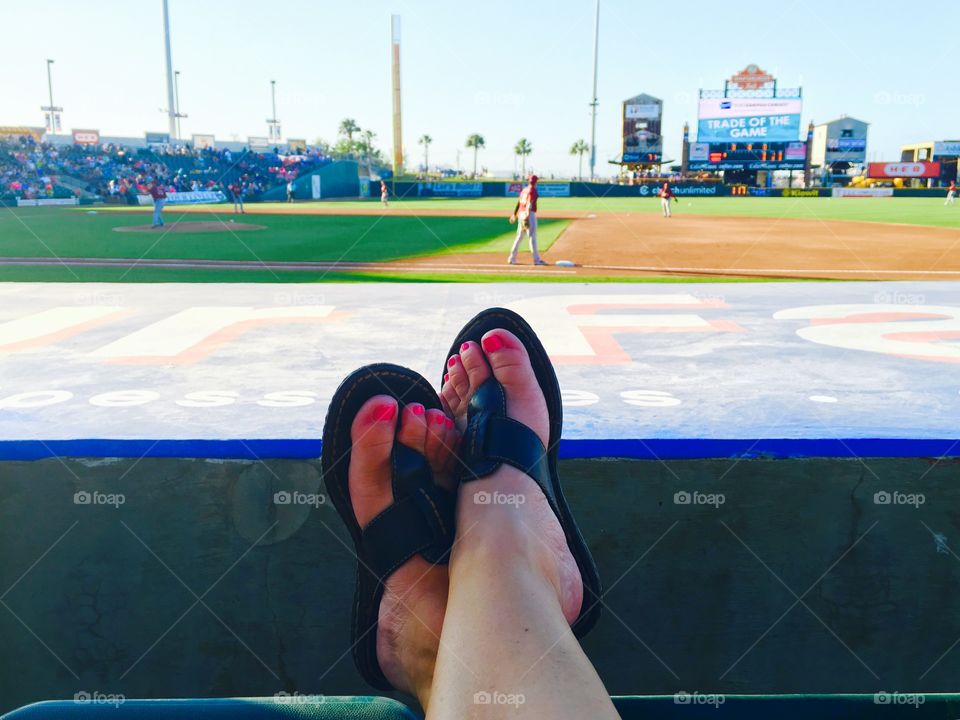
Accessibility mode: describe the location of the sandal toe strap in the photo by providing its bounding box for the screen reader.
[361,448,455,581]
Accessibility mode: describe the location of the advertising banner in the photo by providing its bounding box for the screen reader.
[145,132,171,145]
[785,142,807,162]
[287,138,308,152]
[505,182,570,197]
[689,142,710,162]
[622,95,663,163]
[420,182,482,197]
[192,134,216,150]
[72,129,100,145]
[248,136,270,151]
[868,162,940,179]
[687,141,807,171]
[934,141,960,157]
[625,103,661,119]
[637,183,727,197]
[697,98,802,142]
[137,191,226,205]
[832,187,894,198]
[0,126,45,141]
[16,198,79,207]
[827,138,866,153]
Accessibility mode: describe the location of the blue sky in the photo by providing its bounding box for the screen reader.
[3,0,957,177]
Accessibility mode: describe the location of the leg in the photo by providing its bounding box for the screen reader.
[507,224,524,264]
[152,203,160,227]
[345,397,461,709]
[528,213,545,264]
[433,336,618,719]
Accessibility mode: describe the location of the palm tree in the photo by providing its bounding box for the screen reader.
[418,134,433,172]
[359,129,376,170]
[514,138,532,177]
[339,118,360,145]
[360,129,375,151]
[465,134,485,177]
[570,140,589,181]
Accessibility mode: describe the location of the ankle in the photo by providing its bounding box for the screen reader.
[379,623,438,703]
[455,477,564,589]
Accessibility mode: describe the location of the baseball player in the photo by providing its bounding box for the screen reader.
[946,180,956,206]
[380,180,389,207]
[286,180,294,203]
[508,174,547,265]
[148,179,167,228]
[229,181,245,214]
[658,182,677,218]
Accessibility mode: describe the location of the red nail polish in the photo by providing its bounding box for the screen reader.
[482,334,504,353]
[445,418,454,429]
[460,342,470,353]
[410,404,424,416]
[447,356,457,368]
[443,373,450,383]
[374,403,396,421]
[433,413,445,425]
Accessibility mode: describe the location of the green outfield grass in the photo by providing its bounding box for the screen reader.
[0,208,566,263]
[170,195,958,229]
[0,196,955,282]
[0,264,786,284]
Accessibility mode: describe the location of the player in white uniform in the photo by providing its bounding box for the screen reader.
[507,175,547,265]
[946,180,956,206]
[658,182,676,217]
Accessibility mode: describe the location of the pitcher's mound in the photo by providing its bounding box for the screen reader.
[114,221,266,233]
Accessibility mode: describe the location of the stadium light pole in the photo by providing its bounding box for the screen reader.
[267,80,281,144]
[588,0,600,180]
[40,59,63,135]
[174,70,183,140]
[161,0,177,139]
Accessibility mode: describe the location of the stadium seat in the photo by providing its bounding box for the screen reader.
[6,695,960,719]
[0,697,418,720]
[610,694,960,719]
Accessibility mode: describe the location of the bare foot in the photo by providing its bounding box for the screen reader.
[348,397,460,703]
[440,330,583,625]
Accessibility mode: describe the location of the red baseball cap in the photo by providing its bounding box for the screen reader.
[529,174,538,183]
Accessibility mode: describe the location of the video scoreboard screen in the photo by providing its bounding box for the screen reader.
[688,141,806,171]
[622,97,663,164]
[697,98,802,143]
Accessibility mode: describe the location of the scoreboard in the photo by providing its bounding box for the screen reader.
[622,95,663,164]
[688,141,807,171]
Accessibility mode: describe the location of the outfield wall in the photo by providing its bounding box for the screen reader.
[369,182,952,200]
[258,160,360,201]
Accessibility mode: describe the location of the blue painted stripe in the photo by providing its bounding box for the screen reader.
[1,437,958,462]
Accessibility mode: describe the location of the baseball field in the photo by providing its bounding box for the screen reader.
[1,195,957,282]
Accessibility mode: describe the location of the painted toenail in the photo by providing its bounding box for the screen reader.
[432,414,445,425]
[374,403,396,421]
[443,373,450,383]
[447,356,457,368]
[460,342,470,353]
[482,334,504,353]
[410,404,424,416]
[445,418,454,429]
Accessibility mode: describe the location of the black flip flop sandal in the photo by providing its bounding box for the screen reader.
[443,308,602,638]
[322,363,456,690]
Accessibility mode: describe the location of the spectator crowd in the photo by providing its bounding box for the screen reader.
[1,135,332,203]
